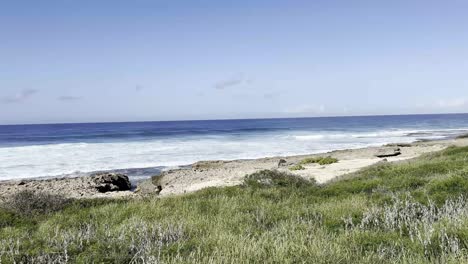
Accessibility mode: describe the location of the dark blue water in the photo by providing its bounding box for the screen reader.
[1,114,468,147]
[0,114,467,181]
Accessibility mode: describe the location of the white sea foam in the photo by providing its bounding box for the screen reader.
[0,128,465,180]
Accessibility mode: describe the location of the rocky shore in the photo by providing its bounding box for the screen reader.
[0,173,133,202]
[1,137,468,200]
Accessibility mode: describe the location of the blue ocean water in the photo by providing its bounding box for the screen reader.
[1,114,468,181]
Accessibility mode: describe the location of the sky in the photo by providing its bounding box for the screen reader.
[1,0,468,124]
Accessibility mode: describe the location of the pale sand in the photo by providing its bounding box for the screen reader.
[1,137,467,199]
[156,138,468,197]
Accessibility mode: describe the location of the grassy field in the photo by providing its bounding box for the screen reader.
[1,146,468,263]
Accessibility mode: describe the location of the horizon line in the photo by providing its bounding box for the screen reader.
[1,112,467,126]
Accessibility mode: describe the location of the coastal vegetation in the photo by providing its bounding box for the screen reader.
[288,164,305,171]
[299,156,339,165]
[1,146,468,263]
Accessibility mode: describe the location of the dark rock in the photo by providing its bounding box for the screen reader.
[384,143,412,148]
[18,181,26,186]
[93,173,131,193]
[397,143,412,147]
[375,149,402,158]
[278,159,288,167]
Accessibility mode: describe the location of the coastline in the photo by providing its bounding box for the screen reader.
[1,136,468,200]
[154,137,468,196]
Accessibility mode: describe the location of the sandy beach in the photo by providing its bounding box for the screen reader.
[1,136,467,200]
[155,137,468,196]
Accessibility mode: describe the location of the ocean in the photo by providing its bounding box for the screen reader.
[1,114,468,182]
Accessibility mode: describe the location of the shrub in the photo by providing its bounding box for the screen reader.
[152,174,164,186]
[289,164,305,171]
[299,156,338,165]
[244,170,315,188]
[318,156,339,165]
[456,133,468,139]
[2,190,71,217]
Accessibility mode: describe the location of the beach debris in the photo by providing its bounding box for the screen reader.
[375,148,402,158]
[93,173,132,193]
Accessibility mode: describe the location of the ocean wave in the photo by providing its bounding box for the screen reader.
[1,123,468,181]
[0,135,352,180]
[291,128,468,141]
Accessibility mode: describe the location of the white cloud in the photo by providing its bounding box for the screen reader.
[214,74,253,90]
[436,98,466,108]
[58,96,83,102]
[0,89,38,104]
[318,104,326,113]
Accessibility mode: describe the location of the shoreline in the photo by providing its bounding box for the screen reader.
[154,137,468,196]
[1,137,468,200]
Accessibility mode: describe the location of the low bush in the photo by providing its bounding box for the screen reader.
[299,156,339,165]
[244,169,315,188]
[289,164,305,171]
[1,190,71,217]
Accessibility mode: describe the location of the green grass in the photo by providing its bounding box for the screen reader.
[1,146,468,263]
[299,156,339,165]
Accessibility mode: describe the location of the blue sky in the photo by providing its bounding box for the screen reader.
[1,0,468,124]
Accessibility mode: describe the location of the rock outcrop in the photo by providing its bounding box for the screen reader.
[277,159,288,167]
[92,173,132,193]
[375,148,402,158]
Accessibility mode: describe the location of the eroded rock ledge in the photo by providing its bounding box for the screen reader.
[0,173,133,201]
